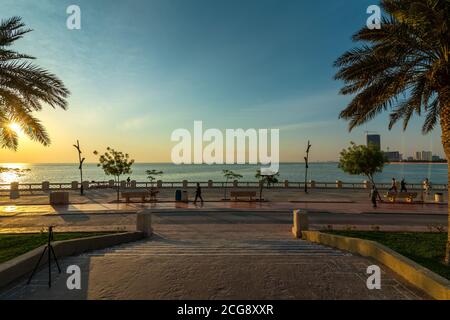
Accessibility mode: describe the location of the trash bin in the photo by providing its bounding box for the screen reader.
[175,189,182,201]
[434,193,443,203]
[181,191,188,202]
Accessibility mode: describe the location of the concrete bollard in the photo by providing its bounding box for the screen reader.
[208,180,213,188]
[130,180,137,188]
[182,180,188,188]
[10,182,20,199]
[157,180,163,188]
[136,211,153,237]
[82,181,89,190]
[233,180,238,188]
[336,180,343,189]
[49,192,69,205]
[309,180,316,189]
[71,181,79,190]
[292,209,309,238]
[108,180,115,188]
[42,181,50,191]
[284,180,289,188]
[434,193,444,203]
[120,181,126,189]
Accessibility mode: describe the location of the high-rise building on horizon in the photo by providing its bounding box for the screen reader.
[366,134,381,150]
[421,151,432,161]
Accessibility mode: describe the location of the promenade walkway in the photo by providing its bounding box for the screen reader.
[0,212,429,300]
[0,200,447,233]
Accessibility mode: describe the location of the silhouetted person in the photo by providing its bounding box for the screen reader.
[423,178,431,195]
[370,185,381,208]
[400,179,407,193]
[194,183,204,204]
[389,178,397,193]
[127,177,131,187]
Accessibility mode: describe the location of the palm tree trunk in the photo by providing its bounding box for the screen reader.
[439,104,450,265]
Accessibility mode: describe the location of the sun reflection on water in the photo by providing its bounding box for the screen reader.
[0,163,30,185]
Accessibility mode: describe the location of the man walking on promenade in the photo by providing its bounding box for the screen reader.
[389,178,398,193]
[370,185,382,208]
[194,183,204,204]
[400,178,407,193]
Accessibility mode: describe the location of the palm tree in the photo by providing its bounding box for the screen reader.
[334,0,449,264]
[0,16,70,150]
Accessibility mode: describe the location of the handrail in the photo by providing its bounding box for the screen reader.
[0,180,447,191]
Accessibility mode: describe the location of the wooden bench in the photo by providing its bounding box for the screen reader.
[148,189,160,201]
[121,191,149,203]
[384,192,418,203]
[230,191,257,201]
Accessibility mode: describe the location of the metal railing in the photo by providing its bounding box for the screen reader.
[0,180,447,191]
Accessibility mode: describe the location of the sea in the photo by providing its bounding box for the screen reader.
[0,163,447,185]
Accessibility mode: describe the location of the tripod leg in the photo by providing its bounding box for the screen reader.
[27,246,47,285]
[48,244,52,288]
[50,245,61,273]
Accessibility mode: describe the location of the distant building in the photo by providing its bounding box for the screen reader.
[432,155,441,161]
[407,156,414,161]
[366,134,381,150]
[415,152,422,161]
[421,151,432,161]
[384,151,401,162]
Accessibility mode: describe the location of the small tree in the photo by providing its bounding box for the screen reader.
[73,140,85,195]
[222,169,243,200]
[338,142,387,189]
[93,147,134,202]
[255,169,280,202]
[304,140,312,193]
[146,169,163,188]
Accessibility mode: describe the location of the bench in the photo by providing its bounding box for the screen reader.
[121,191,149,203]
[121,190,160,202]
[384,192,418,203]
[148,189,160,201]
[230,191,257,201]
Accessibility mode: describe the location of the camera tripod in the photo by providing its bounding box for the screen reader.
[27,226,61,288]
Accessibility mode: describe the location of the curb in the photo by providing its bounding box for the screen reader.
[0,231,144,289]
[302,231,450,300]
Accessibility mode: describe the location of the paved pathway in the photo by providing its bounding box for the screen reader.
[0,213,430,300]
[0,208,447,233]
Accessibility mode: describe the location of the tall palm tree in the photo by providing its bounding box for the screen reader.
[334,0,449,264]
[0,16,70,150]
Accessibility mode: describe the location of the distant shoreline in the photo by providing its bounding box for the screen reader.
[389,161,447,165]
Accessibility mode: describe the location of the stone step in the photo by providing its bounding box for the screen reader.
[84,239,349,257]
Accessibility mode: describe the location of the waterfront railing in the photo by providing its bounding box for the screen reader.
[0,180,447,191]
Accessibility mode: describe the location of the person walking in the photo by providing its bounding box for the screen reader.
[388,177,397,193]
[193,183,204,204]
[423,178,431,195]
[370,185,382,208]
[400,178,407,193]
[126,177,131,188]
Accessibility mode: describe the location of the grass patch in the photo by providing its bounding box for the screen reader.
[0,232,113,264]
[324,231,449,280]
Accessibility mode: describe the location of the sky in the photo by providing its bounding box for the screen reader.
[0,0,444,163]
